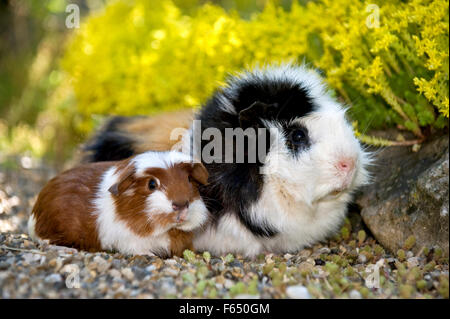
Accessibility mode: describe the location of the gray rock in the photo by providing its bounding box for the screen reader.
[357,135,449,257]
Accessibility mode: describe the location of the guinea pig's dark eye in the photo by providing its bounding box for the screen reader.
[290,128,307,145]
[148,179,158,190]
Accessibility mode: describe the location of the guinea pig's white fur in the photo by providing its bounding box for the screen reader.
[189,64,372,257]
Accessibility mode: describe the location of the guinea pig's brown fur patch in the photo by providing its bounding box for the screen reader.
[122,109,193,153]
[111,162,208,238]
[168,229,194,256]
[32,162,115,251]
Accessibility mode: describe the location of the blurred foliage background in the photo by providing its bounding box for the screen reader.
[0,0,448,169]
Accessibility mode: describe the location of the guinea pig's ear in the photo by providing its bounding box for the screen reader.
[190,162,209,185]
[239,101,278,128]
[108,165,135,196]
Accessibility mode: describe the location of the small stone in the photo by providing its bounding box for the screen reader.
[349,290,362,299]
[407,257,420,268]
[283,253,293,260]
[160,281,177,296]
[165,258,177,266]
[44,274,62,284]
[286,285,310,299]
[224,279,234,289]
[298,249,312,259]
[121,267,134,281]
[93,256,111,273]
[234,294,260,299]
[165,268,179,277]
[358,253,367,264]
[108,269,122,279]
[318,247,331,255]
[145,265,156,272]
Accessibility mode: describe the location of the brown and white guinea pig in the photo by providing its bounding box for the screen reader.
[82,63,372,258]
[28,151,209,257]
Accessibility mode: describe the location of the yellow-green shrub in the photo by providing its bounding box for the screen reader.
[63,0,449,138]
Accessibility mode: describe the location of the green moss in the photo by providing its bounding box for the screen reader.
[196,266,209,280]
[278,262,287,273]
[434,247,443,260]
[229,282,246,297]
[202,251,211,263]
[325,262,340,275]
[340,227,350,240]
[416,280,427,290]
[182,287,193,297]
[196,280,207,297]
[208,287,217,298]
[424,261,436,272]
[344,266,355,277]
[439,276,449,298]
[223,253,234,264]
[182,272,196,284]
[399,284,414,298]
[248,278,259,295]
[403,235,416,250]
[263,263,275,275]
[374,245,385,256]
[183,249,196,263]
[307,284,321,299]
[397,249,406,261]
[357,230,366,245]
[360,287,370,298]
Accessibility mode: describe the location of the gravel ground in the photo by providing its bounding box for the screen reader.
[0,157,448,299]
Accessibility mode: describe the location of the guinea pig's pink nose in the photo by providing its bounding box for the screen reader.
[172,201,189,211]
[336,157,355,173]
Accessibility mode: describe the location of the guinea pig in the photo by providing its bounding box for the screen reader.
[82,63,371,258]
[28,151,209,257]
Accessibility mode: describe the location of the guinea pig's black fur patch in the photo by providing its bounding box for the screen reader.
[197,73,315,238]
[82,116,138,162]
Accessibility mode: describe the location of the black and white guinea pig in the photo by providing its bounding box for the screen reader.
[83,63,371,258]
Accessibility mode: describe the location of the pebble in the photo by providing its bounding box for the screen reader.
[44,274,62,284]
[286,285,311,299]
[358,253,367,264]
[108,269,122,279]
[349,290,362,299]
[407,257,420,268]
[318,247,331,255]
[93,256,111,273]
[160,281,176,296]
[121,268,134,281]
[164,268,179,277]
